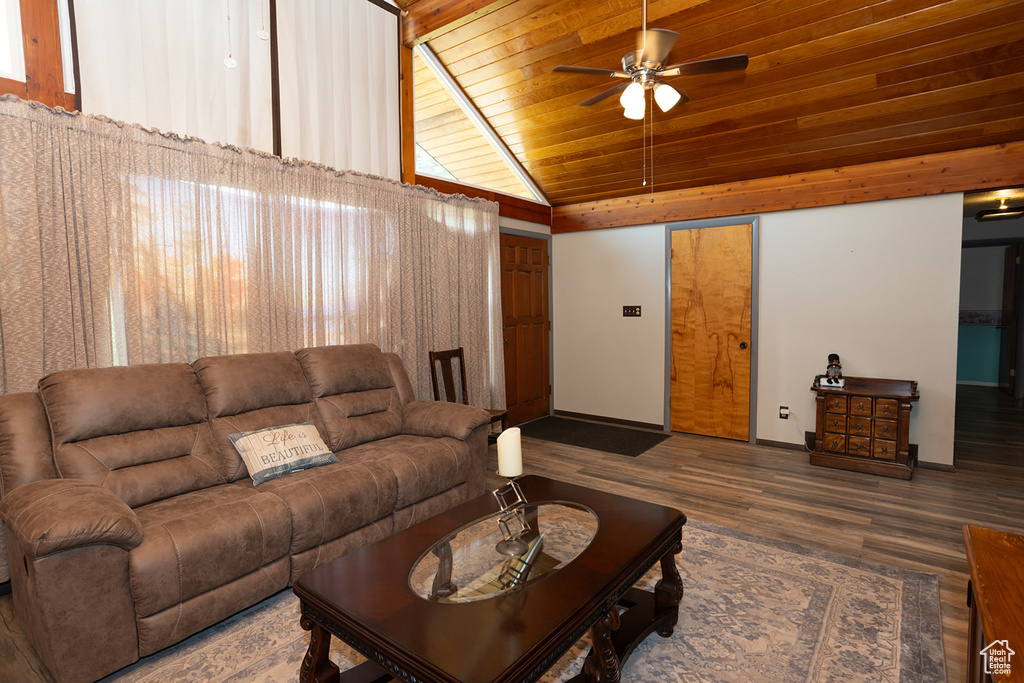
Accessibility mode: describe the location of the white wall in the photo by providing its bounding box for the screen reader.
[552,225,666,424]
[757,194,963,466]
[552,193,964,466]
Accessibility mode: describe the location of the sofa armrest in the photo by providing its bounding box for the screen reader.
[403,401,491,441]
[0,479,142,559]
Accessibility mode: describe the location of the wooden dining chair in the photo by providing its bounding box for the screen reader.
[428,347,508,435]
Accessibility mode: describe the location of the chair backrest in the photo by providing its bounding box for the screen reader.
[429,348,469,405]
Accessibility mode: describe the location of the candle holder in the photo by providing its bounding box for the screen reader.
[492,478,530,556]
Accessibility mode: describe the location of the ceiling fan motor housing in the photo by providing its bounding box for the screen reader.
[622,51,663,80]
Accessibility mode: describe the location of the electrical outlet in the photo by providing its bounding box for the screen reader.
[779,406,790,419]
[623,306,642,317]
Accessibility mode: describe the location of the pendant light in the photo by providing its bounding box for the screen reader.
[654,83,681,112]
[620,82,646,119]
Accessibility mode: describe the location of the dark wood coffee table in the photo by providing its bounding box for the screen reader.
[294,476,687,683]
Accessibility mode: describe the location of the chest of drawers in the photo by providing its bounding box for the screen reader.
[810,376,919,479]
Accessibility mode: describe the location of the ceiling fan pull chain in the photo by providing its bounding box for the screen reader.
[650,88,655,202]
[642,106,647,187]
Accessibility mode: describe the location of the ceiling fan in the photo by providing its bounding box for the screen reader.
[552,6,748,119]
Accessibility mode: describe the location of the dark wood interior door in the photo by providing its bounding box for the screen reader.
[998,244,1020,395]
[500,233,550,426]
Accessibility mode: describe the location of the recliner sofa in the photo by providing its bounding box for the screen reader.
[0,343,491,683]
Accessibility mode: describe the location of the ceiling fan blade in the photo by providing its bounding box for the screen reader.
[659,54,749,77]
[553,65,630,78]
[579,82,630,106]
[637,28,679,66]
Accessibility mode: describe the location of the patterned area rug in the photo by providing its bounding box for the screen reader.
[100,520,945,682]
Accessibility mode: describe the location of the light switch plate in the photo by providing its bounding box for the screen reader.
[623,306,641,317]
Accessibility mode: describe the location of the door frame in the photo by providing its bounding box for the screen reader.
[663,217,760,444]
[499,226,553,419]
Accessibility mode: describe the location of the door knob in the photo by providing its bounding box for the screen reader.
[739,341,748,349]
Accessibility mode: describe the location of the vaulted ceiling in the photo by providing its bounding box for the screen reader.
[399,0,1024,208]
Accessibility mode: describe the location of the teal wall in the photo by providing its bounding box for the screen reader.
[957,326,1001,384]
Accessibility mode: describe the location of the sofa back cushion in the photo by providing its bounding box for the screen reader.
[297,344,402,452]
[193,351,319,482]
[0,392,56,498]
[38,364,224,508]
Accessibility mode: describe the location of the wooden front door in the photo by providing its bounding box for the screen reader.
[500,233,550,425]
[670,225,752,440]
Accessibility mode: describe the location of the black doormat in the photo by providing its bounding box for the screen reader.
[518,416,670,457]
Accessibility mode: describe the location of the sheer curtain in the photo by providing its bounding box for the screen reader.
[74,0,274,152]
[0,96,505,409]
[73,0,401,179]
[277,0,401,179]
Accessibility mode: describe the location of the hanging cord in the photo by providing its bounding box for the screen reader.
[224,0,238,68]
[258,1,270,40]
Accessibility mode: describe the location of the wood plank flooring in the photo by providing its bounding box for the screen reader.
[2,384,1021,682]
[498,384,1023,683]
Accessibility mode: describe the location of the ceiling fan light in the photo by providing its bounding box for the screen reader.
[654,82,681,112]
[623,100,645,119]
[619,82,645,109]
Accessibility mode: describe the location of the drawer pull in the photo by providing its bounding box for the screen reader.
[880,425,889,434]
[858,401,866,410]
[832,400,841,409]
[883,405,890,414]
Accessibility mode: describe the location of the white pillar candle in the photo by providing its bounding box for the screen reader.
[496,427,523,478]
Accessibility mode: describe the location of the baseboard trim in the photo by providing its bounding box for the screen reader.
[552,410,665,432]
[755,438,808,452]
[917,461,957,473]
[956,381,999,387]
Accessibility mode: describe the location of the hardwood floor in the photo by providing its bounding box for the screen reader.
[1,384,1021,682]
[499,385,1024,683]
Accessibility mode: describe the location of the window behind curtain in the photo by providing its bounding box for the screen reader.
[0,0,25,81]
[277,0,401,180]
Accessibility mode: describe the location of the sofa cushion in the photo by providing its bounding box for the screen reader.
[38,364,225,508]
[229,421,338,485]
[297,344,402,451]
[250,459,398,582]
[130,484,291,620]
[344,434,475,510]
[0,392,55,497]
[194,351,320,482]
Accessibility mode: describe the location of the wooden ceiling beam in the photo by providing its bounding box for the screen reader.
[416,175,552,224]
[401,0,520,47]
[551,141,1024,231]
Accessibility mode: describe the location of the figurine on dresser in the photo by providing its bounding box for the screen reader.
[824,353,845,387]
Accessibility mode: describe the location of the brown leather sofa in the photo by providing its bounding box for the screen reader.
[0,343,491,683]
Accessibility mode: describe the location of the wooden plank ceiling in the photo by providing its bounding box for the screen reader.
[398,0,1024,208]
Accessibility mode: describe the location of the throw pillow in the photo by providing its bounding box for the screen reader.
[228,421,338,485]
